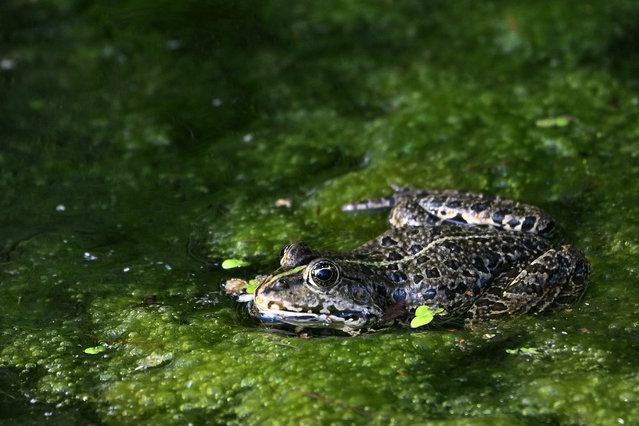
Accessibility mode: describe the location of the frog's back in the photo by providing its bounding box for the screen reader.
[349,225,552,316]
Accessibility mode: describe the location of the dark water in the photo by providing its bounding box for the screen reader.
[2,0,639,423]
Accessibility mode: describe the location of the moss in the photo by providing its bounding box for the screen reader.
[2,0,639,423]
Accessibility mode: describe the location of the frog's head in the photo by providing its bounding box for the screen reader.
[251,244,383,331]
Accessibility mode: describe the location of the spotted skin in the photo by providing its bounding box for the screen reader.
[249,188,590,332]
[344,187,556,237]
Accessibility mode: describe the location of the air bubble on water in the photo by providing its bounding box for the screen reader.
[83,252,97,261]
[1,58,15,70]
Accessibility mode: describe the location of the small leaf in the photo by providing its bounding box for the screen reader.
[414,305,432,317]
[535,115,574,128]
[222,259,250,269]
[410,306,444,328]
[84,346,107,354]
[246,279,258,294]
[415,306,444,317]
[505,348,519,354]
[410,315,435,328]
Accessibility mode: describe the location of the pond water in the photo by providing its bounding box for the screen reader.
[2,0,639,424]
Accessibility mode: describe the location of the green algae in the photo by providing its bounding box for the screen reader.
[2,0,639,424]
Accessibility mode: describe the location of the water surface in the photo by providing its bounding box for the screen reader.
[2,0,639,424]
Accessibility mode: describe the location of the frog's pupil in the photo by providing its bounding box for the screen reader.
[314,267,333,282]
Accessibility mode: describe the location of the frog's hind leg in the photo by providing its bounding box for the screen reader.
[341,195,397,212]
[343,187,556,235]
[402,189,556,236]
[342,187,446,229]
[466,245,590,326]
[341,187,442,227]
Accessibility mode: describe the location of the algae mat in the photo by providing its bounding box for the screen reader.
[2,1,639,424]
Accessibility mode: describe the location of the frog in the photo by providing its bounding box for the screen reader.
[246,187,590,333]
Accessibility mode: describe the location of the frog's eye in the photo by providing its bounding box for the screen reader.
[306,260,341,289]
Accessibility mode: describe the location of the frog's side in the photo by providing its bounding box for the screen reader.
[250,188,590,332]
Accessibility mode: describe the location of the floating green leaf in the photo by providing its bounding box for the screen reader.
[505,347,539,355]
[410,306,444,328]
[222,258,250,269]
[410,315,432,328]
[535,115,573,128]
[84,346,107,354]
[246,279,259,294]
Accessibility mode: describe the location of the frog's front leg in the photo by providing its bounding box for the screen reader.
[466,245,590,325]
[389,189,556,236]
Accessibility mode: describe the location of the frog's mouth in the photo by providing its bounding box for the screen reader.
[249,302,375,330]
